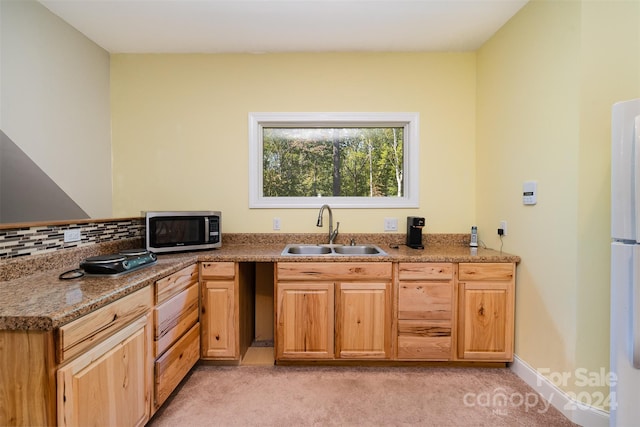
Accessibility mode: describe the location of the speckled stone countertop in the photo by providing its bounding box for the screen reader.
[0,233,519,331]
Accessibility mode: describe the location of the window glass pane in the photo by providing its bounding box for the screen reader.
[262,127,403,198]
[248,112,419,208]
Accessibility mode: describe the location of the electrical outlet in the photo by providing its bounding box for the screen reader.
[64,229,81,243]
[273,217,281,231]
[499,220,507,236]
[383,218,398,232]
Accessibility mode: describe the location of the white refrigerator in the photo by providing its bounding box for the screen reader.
[611,98,640,426]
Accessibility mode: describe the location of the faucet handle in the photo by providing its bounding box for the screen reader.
[330,221,340,244]
[350,238,356,246]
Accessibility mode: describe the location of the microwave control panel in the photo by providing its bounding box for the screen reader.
[208,216,220,243]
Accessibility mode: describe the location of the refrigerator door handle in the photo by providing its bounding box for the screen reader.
[634,116,640,243]
[634,245,640,368]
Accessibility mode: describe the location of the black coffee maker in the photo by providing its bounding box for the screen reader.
[406,216,425,249]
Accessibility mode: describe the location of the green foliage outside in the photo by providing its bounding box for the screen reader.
[263,127,404,198]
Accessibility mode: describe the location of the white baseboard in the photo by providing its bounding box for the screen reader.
[510,355,610,427]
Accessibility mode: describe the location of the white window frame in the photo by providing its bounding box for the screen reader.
[248,112,419,208]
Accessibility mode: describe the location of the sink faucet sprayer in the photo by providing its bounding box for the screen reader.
[316,204,339,245]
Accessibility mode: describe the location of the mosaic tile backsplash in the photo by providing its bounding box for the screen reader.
[0,219,144,260]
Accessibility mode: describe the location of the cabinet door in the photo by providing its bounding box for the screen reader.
[336,282,392,359]
[458,281,514,361]
[201,280,237,359]
[57,314,152,427]
[276,282,334,360]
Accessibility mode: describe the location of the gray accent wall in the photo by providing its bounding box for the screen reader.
[0,130,88,223]
[0,1,112,224]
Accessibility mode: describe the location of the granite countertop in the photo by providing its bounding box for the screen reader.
[0,234,519,332]
[198,242,518,263]
[0,254,198,331]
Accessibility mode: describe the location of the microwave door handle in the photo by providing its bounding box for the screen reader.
[204,217,210,239]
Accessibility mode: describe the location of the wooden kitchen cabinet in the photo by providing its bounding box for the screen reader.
[200,262,254,361]
[335,281,392,359]
[0,330,57,426]
[275,262,392,361]
[57,287,154,427]
[153,264,200,408]
[457,263,515,362]
[397,263,455,361]
[276,282,334,359]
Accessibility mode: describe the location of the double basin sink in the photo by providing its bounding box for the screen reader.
[282,243,388,257]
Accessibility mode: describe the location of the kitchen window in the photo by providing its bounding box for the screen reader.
[249,112,419,208]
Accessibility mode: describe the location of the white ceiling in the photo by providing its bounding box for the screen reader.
[38,0,529,54]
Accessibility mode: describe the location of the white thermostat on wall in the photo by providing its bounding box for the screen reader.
[523,181,537,205]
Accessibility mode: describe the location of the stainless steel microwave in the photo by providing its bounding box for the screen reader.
[145,211,221,253]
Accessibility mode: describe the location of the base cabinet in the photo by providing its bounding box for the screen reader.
[397,263,454,361]
[276,261,516,364]
[200,262,237,359]
[57,314,152,427]
[200,262,254,361]
[457,263,515,361]
[153,264,200,408]
[275,262,393,361]
[0,330,56,426]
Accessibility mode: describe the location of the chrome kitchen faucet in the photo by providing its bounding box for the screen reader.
[316,204,339,245]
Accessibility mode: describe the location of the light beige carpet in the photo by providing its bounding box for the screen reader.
[149,363,576,426]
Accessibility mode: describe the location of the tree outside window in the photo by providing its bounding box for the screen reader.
[262,127,403,198]
[249,113,419,208]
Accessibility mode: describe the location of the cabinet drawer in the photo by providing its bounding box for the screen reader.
[154,283,199,357]
[155,322,200,408]
[397,320,451,360]
[398,263,453,280]
[200,262,235,279]
[156,264,198,305]
[277,262,392,281]
[398,282,452,320]
[58,286,153,363]
[459,263,514,281]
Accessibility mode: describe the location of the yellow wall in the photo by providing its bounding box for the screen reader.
[576,0,640,388]
[477,0,640,404]
[111,0,640,411]
[110,53,477,233]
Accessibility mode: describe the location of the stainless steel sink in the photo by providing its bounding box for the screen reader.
[281,244,387,256]
[332,245,384,255]
[283,245,333,255]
